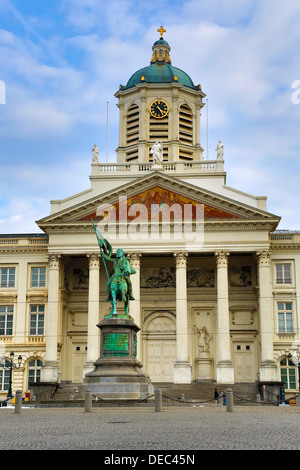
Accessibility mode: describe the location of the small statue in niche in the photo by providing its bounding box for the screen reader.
[197,326,211,356]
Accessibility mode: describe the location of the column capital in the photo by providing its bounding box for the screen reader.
[215,251,230,267]
[128,253,141,269]
[48,254,61,269]
[87,253,100,269]
[256,250,271,267]
[174,251,188,268]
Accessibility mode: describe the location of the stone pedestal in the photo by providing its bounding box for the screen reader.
[83,314,153,400]
[196,354,213,381]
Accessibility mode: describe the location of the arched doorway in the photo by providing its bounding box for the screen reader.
[143,311,176,382]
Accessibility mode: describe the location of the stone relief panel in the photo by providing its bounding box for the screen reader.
[229,266,252,287]
[143,267,176,288]
[187,268,214,288]
[73,269,89,289]
[141,267,215,288]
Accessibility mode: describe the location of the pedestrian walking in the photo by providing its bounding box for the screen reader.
[222,389,226,406]
[214,388,219,403]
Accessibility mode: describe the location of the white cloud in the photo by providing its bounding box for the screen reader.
[1,0,300,232]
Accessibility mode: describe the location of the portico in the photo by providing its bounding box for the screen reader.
[38,235,278,386]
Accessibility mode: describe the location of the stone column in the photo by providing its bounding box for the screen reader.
[174,252,191,383]
[257,250,277,382]
[215,251,234,383]
[83,254,100,377]
[41,254,61,383]
[129,253,142,360]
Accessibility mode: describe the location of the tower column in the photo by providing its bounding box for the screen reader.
[174,252,191,383]
[84,253,100,377]
[215,251,234,384]
[41,254,61,383]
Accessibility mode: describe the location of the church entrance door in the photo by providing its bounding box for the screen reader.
[144,312,176,383]
[146,339,176,382]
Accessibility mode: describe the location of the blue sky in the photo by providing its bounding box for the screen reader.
[0,0,300,233]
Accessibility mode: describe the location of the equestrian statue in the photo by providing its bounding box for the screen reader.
[91,219,136,316]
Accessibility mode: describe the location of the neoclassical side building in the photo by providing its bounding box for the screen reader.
[1,29,300,400]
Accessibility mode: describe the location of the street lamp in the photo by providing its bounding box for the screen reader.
[0,352,22,399]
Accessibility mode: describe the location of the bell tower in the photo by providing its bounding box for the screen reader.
[115,27,206,164]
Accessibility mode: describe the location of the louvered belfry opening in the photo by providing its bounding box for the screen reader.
[149,113,169,161]
[179,104,193,145]
[126,103,139,161]
[179,103,194,160]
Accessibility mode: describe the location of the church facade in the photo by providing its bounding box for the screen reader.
[1,29,300,400]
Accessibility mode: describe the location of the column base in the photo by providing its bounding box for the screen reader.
[259,361,278,382]
[216,361,234,384]
[40,362,61,384]
[83,361,96,378]
[174,361,191,384]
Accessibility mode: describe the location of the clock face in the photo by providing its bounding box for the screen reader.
[149,100,169,119]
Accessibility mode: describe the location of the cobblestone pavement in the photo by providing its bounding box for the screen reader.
[0,405,299,452]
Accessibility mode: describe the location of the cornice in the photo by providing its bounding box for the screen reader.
[270,243,300,250]
[0,246,48,254]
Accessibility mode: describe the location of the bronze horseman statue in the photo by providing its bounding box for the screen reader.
[91,219,136,316]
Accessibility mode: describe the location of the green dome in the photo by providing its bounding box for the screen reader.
[153,37,170,48]
[122,63,199,91]
[119,32,202,92]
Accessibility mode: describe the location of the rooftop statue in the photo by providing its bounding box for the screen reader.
[91,219,136,316]
[150,140,163,168]
[215,140,224,160]
[92,144,99,162]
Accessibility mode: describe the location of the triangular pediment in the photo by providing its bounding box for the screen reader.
[37,171,280,230]
[77,186,239,222]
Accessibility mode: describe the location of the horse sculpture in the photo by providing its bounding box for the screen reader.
[91,219,136,316]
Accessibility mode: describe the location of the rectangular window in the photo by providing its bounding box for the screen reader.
[0,305,13,335]
[0,267,15,288]
[31,267,46,288]
[276,264,292,284]
[278,302,293,333]
[0,368,11,391]
[30,305,45,335]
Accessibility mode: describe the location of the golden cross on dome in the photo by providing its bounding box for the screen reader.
[157,26,166,38]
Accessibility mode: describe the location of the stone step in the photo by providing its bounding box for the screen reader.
[51,381,259,405]
[152,382,259,405]
[52,382,84,401]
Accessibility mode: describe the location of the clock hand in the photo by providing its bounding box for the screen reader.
[157,106,163,114]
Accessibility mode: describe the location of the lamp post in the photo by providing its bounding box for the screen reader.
[0,352,22,399]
